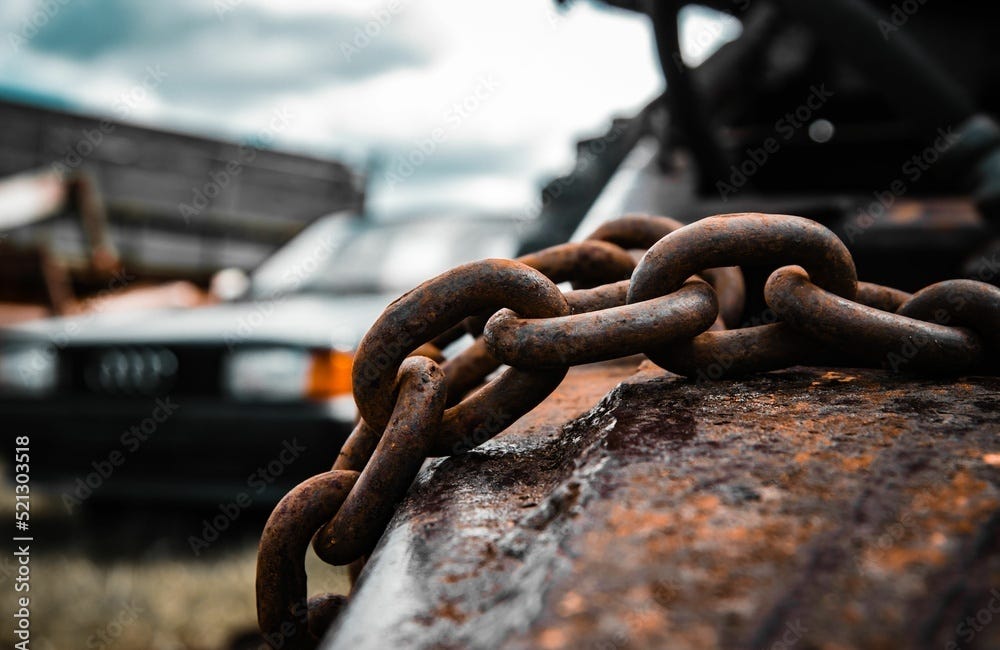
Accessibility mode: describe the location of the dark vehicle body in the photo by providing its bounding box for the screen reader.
[0,213,519,504]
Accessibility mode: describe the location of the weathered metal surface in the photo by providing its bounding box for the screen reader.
[315,357,448,566]
[629,214,859,378]
[517,240,636,289]
[899,280,1000,354]
[323,363,1000,650]
[857,281,912,312]
[627,214,858,301]
[351,258,571,456]
[585,213,745,328]
[484,279,717,368]
[260,214,1000,647]
[258,469,359,649]
[767,267,987,374]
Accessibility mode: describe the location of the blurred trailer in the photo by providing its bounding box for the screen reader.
[0,97,364,284]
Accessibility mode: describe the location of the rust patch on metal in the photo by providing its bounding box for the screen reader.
[322,364,1000,650]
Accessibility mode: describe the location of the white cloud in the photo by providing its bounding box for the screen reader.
[372,172,536,217]
[0,0,664,218]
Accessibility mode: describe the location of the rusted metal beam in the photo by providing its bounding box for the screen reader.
[322,362,1000,649]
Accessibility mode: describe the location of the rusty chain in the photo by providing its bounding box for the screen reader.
[256,212,1000,649]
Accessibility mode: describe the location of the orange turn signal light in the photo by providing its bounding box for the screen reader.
[307,349,354,400]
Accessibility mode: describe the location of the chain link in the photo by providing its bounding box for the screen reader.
[256,212,1000,648]
[766,266,985,373]
[313,356,447,566]
[585,213,746,328]
[484,278,717,368]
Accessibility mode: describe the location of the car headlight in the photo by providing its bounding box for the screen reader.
[223,347,353,402]
[0,343,59,397]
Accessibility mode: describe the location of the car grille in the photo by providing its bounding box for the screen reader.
[68,345,225,398]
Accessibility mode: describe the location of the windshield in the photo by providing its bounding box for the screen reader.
[250,216,520,298]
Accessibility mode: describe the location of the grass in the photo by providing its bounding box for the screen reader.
[0,472,350,650]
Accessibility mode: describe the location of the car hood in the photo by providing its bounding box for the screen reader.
[0,293,400,349]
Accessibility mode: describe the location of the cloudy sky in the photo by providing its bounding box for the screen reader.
[0,0,734,218]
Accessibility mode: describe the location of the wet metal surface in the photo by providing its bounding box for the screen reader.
[315,356,447,566]
[322,363,1000,650]
[484,279,717,368]
[629,214,859,378]
[351,258,571,457]
[585,214,745,328]
[767,267,986,374]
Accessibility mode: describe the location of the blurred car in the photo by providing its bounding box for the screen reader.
[0,212,520,504]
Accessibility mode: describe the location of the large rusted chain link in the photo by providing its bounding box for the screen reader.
[458,241,635,342]
[257,469,358,650]
[328,243,642,590]
[896,279,1000,355]
[857,282,912,312]
[765,266,985,373]
[460,240,637,337]
[628,213,857,302]
[517,239,636,288]
[258,357,447,646]
[586,214,746,328]
[351,258,570,457]
[257,212,1000,649]
[314,357,447,565]
[642,323,835,380]
[661,281,917,380]
[440,338,500,406]
[483,278,718,368]
[565,280,630,314]
[629,213,858,377]
[584,213,687,249]
[443,240,639,403]
[331,421,380,474]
